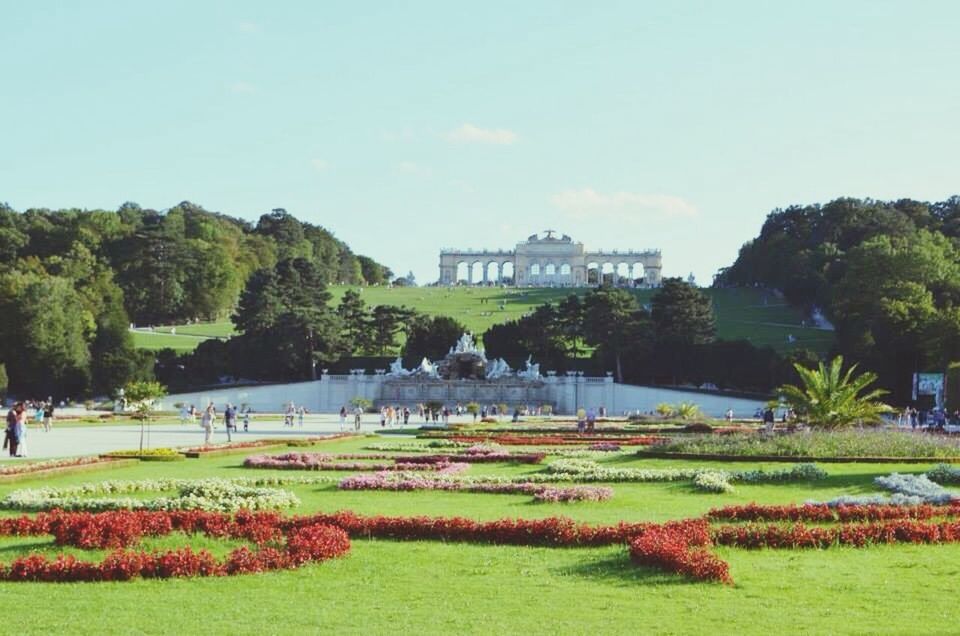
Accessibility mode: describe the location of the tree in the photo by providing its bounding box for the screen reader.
[336,289,373,354]
[777,356,892,428]
[122,380,167,453]
[403,315,466,367]
[0,362,7,401]
[581,288,651,382]
[232,258,344,380]
[370,305,416,355]
[651,278,716,347]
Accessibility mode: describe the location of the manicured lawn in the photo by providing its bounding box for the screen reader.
[131,286,834,355]
[0,434,955,634]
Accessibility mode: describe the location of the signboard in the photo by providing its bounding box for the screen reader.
[912,373,945,405]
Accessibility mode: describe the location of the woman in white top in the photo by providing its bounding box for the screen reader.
[201,404,215,445]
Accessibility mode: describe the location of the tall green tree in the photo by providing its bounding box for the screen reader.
[651,278,716,347]
[370,305,416,355]
[582,288,652,382]
[336,290,373,354]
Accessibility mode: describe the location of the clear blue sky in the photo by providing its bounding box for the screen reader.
[2,1,958,285]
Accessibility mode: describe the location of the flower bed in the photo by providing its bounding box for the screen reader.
[542,459,826,491]
[242,452,469,472]
[337,472,612,502]
[0,510,349,582]
[629,519,732,584]
[179,434,357,457]
[447,435,661,446]
[708,502,960,523]
[101,448,185,462]
[1,478,304,512]
[0,456,139,482]
[652,430,960,460]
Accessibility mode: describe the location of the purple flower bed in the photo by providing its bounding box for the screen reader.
[587,443,622,452]
[394,453,546,465]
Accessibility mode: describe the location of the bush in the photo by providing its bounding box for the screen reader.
[103,448,185,462]
[682,423,714,434]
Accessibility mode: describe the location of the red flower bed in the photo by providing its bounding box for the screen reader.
[707,502,960,523]
[712,519,960,549]
[629,520,732,584]
[0,510,349,582]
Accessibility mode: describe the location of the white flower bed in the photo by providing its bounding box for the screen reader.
[813,472,958,507]
[0,476,337,512]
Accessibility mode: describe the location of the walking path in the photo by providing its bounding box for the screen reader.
[2,414,445,460]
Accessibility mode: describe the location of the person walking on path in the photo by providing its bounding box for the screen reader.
[223,403,237,442]
[242,407,250,432]
[14,404,28,457]
[339,406,347,431]
[354,406,363,431]
[297,406,306,428]
[201,403,215,445]
[577,408,587,434]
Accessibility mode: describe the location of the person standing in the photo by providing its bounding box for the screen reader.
[725,408,734,423]
[354,405,363,431]
[339,406,347,431]
[201,403,215,445]
[762,407,775,433]
[179,404,190,425]
[242,407,250,432]
[14,404,28,457]
[43,402,54,432]
[224,403,237,442]
[297,405,306,428]
[5,403,22,457]
[577,408,587,434]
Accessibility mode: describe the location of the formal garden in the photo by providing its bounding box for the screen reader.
[2,421,960,634]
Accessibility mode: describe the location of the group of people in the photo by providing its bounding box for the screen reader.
[898,407,959,431]
[338,406,365,432]
[283,403,308,428]
[4,400,56,458]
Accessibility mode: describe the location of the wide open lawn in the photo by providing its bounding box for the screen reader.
[0,434,954,635]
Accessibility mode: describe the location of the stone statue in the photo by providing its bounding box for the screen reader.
[485,358,512,380]
[450,332,487,360]
[518,355,541,380]
[387,357,412,377]
[418,357,439,378]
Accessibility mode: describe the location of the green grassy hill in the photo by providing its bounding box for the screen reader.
[132,286,833,355]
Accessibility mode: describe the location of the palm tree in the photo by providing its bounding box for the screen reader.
[777,356,892,429]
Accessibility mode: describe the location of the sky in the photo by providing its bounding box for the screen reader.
[2,1,959,286]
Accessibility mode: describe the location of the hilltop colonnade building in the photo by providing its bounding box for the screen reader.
[438,230,662,287]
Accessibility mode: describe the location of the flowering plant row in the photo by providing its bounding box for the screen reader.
[1,478,306,512]
[0,456,116,477]
[707,502,960,523]
[926,464,960,485]
[447,435,661,446]
[543,459,826,491]
[0,510,349,582]
[393,452,546,465]
[337,472,612,502]
[712,519,960,549]
[243,453,450,472]
[178,433,356,454]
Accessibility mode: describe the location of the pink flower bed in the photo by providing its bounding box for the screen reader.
[243,453,461,472]
[0,456,116,477]
[394,453,546,465]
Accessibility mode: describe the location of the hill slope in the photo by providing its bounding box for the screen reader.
[133,286,833,355]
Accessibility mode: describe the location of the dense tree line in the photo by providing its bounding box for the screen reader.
[716,196,960,402]
[481,280,799,392]
[0,201,390,398]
